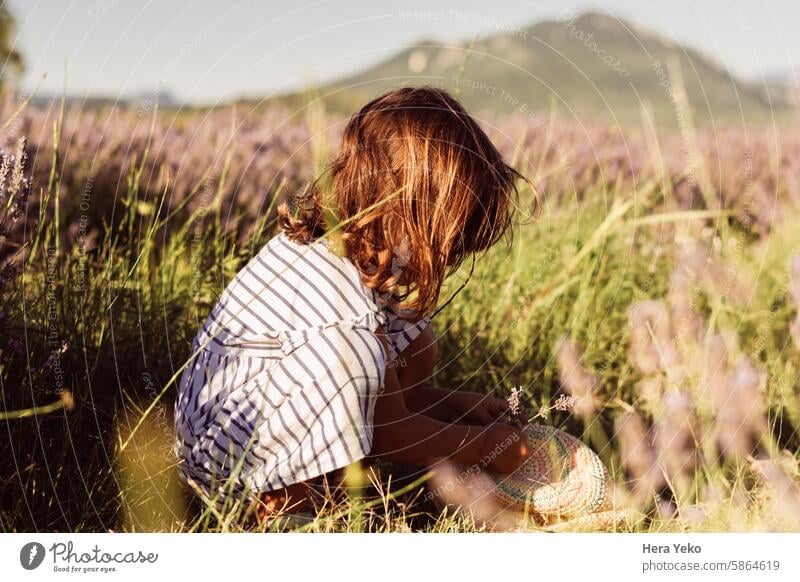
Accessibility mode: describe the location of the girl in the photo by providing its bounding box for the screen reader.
[173,87,532,515]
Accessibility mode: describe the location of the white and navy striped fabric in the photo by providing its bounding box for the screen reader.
[173,232,429,502]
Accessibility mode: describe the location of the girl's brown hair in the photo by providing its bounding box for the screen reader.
[279,86,532,317]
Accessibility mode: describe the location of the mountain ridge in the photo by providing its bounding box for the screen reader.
[258,11,793,126]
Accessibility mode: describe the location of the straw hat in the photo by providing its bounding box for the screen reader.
[486,424,612,521]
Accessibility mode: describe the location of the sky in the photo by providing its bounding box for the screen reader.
[6,0,800,106]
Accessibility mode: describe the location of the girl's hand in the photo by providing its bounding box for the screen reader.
[478,423,529,474]
[446,391,523,425]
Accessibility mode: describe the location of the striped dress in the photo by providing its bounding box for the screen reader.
[173,232,429,501]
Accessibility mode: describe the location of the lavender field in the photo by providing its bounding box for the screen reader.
[1,90,799,532]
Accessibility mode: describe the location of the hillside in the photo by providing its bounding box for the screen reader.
[257,12,793,126]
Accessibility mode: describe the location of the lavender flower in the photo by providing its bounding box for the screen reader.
[627,300,679,376]
[0,260,17,295]
[552,394,576,411]
[751,454,800,528]
[41,340,69,373]
[2,337,23,363]
[615,409,662,494]
[507,386,523,418]
[712,355,767,459]
[554,336,599,418]
[667,249,707,345]
[789,255,800,310]
[653,390,698,490]
[791,316,800,352]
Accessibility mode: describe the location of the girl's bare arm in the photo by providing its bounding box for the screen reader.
[369,330,528,473]
[395,326,516,424]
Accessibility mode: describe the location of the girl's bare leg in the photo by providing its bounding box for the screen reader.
[256,481,317,521]
[255,468,350,521]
